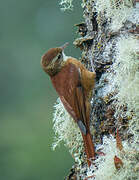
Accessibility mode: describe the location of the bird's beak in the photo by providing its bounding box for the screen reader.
[61,42,69,51]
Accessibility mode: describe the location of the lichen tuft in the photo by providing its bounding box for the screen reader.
[111,35,139,149]
[89,34,139,180]
[112,36,139,111]
[52,98,83,164]
[86,135,139,180]
[59,0,74,11]
[95,0,133,31]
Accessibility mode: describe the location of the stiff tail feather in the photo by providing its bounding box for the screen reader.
[82,132,95,167]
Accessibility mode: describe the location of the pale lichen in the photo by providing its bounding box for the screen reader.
[52,98,83,164]
[128,2,139,24]
[85,135,139,180]
[111,36,139,149]
[112,36,139,111]
[59,0,74,11]
[84,16,139,180]
[86,136,119,180]
[87,35,139,180]
[95,0,133,31]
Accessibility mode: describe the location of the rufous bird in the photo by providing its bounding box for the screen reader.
[41,43,96,166]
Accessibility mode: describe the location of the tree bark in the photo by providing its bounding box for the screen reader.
[63,0,139,179]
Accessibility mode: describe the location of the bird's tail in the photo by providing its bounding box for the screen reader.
[82,132,95,167]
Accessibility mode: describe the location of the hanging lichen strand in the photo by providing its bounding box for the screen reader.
[53,0,139,179]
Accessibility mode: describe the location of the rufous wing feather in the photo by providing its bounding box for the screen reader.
[51,63,95,166]
[51,63,82,122]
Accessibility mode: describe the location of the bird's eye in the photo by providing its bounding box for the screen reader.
[57,53,61,59]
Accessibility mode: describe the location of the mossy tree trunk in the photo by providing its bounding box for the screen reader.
[64,0,139,179]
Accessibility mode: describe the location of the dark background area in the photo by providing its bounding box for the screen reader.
[0,0,82,179]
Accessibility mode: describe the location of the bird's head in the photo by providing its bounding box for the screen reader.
[41,43,68,76]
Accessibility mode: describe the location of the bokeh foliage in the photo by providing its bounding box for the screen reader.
[0,0,82,179]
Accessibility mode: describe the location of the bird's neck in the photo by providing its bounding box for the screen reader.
[59,53,70,69]
[62,52,70,62]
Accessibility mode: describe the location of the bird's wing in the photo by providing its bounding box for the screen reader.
[51,63,87,134]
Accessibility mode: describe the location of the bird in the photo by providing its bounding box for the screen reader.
[41,43,96,166]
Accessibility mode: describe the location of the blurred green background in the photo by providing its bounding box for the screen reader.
[0,0,82,179]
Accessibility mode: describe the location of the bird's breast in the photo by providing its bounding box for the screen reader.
[51,62,79,98]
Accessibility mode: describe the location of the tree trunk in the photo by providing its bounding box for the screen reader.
[53,0,139,179]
